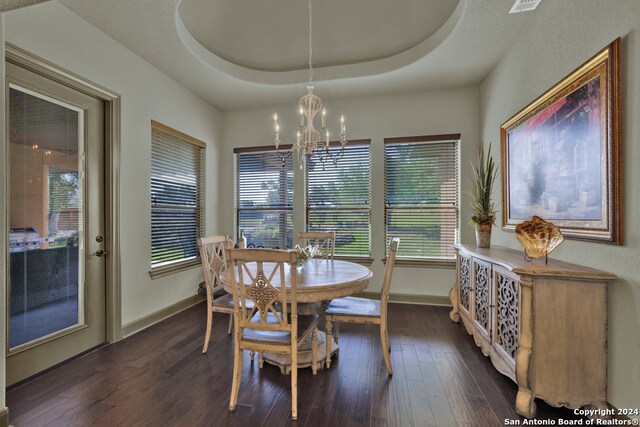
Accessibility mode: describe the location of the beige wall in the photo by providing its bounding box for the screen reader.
[4,2,223,326]
[480,0,640,413]
[222,86,480,297]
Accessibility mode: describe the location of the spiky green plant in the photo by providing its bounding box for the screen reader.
[469,143,498,225]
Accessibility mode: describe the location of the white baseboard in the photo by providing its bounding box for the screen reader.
[357,291,452,306]
[121,294,205,338]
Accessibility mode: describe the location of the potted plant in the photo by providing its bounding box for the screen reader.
[469,143,498,248]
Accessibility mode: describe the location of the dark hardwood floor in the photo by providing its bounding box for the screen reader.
[7,302,585,426]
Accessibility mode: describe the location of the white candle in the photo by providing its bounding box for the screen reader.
[322,108,326,128]
[273,113,280,143]
[299,108,304,126]
[326,130,330,146]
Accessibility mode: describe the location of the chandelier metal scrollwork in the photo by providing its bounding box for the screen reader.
[273,0,347,168]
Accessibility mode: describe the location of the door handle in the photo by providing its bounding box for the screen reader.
[95,249,108,257]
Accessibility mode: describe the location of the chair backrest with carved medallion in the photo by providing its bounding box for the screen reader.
[380,237,400,304]
[298,231,335,259]
[226,248,298,334]
[198,235,233,294]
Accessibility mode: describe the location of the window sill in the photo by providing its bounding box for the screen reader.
[333,255,375,266]
[149,259,201,279]
[382,258,456,269]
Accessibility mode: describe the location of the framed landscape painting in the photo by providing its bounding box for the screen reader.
[500,38,622,244]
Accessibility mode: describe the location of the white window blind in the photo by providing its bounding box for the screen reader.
[384,135,460,259]
[235,148,293,249]
[151,122,205,269]
[306,143,371,256]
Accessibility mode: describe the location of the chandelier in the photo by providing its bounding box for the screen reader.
[273,0,347,167]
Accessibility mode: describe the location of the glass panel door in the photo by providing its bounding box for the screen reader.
[6,61,105,386]
[8,85,85,350]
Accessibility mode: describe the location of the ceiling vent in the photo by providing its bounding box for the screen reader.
[509,0,542,14]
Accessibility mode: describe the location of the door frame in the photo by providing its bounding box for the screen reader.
[5,43,123,343]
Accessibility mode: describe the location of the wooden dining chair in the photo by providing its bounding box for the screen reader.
[298,231,336,259]
[197,235,254,354]
[325,237,399,375]
[226,248,319,421]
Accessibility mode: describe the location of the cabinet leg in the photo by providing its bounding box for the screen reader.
[515,387,537,418]
[449,286,460,322]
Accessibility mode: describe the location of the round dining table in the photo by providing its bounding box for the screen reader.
[221,258,373,373]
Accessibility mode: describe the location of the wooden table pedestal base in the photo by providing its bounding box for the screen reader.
[262,331,338,374]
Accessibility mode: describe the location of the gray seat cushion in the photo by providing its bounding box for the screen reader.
[326,296,380,317]
[211,293,254,311]
[242,311,318,344]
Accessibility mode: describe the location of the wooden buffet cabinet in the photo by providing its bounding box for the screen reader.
[449,244,616,418]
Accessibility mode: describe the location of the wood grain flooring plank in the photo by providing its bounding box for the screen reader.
[418,360,457,427]
[304,329,359,426]
[9,396,71,427]
[7,368,98,419]
[447,350,518,422]
[369,373,392,421]
[370,416,390,427]
[400,344,422,379]
[443,351,501,426]
[430,351,480,426]
[406,379,437,427]
[45,401,115,427]
[347,326,376,427]
[325,329,366,427]
[386,347,415,427]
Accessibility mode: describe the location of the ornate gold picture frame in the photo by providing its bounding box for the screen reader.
[501,38,622,244]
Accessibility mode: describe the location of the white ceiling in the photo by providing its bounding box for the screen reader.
[57,0,535,111]
[178,0,460,72]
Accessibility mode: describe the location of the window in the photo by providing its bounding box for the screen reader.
[235,147,293,249]
[384,134,460,260]
[150,120,205,273]
[306,142,371,256]
[48,168,80,246]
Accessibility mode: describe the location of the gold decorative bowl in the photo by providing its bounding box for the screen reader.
[515,216,564,261]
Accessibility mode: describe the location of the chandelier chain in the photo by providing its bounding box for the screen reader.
[308,0,313,84]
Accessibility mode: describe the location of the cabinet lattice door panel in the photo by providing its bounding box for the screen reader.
[473,260,491,335]
[459,255,471,315]
[495,268,519,360]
